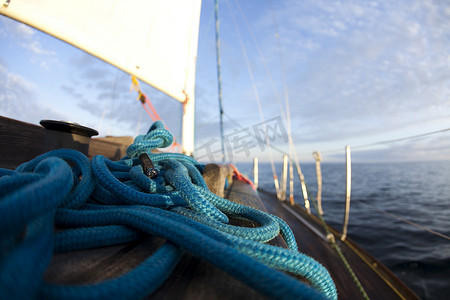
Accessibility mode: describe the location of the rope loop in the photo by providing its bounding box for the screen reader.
[127,120,173,158]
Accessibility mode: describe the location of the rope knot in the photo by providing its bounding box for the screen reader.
[127,121,174,158]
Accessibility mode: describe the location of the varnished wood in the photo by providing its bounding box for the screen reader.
[0,116,132,168]
[88,138,130,160]
[0,116,45,169]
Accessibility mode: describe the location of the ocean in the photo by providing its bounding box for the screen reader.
[235,161,450,300]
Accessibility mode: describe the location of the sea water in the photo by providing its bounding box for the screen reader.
[235,161,450,300]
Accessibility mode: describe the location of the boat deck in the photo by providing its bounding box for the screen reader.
[44,180,275,300]
[0,116,419,299]
[44,181,418,299]
[258,188,419,300]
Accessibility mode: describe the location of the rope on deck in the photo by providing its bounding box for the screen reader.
[304,182,370,300]
[0,120,337,300]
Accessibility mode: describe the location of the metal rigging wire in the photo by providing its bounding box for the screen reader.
[319,128,450,155]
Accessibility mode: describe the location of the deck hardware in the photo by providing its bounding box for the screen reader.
[139,153,159,178]
[3,0,11,8]
[253,157,258,189]
[341,145,352,241]
[273,174,281,200]
[298,171,311,213]
[40,120,98,156]
[326,233,335,243]
[293,160,311,213]
[279,154,288,201]
[288,156,294,205]
[313,151,324,215]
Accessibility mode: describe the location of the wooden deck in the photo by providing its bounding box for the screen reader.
[258,189,420,300]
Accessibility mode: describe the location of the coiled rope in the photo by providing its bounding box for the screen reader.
[0,120,337,300]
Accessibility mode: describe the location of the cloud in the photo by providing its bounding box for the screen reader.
[0,17,57,68]
[0,17,35,38]
[192,0,450,162]
[0,62,67,124]
[67,52,183,137]
[246,0,450,144]
[61,85,86,101]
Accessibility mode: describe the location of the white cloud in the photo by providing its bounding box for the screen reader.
[64,53,183,137]
[24,40,56,56]
[13,22,35,37]
[201,0,450,161]
[0,62,67,124]
[252,0,450,139]
[0,17,56,64]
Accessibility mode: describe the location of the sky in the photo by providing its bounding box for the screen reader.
[0,0,449,163]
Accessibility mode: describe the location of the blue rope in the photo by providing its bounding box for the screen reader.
[0,120,337,300]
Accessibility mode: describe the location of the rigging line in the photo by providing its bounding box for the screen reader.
[353,128,450,149]
[233,1,306,202]
[268,0,292,132]
[233,0,304,198]
[233,0,295,158]
[234,0,303,193]
[144,95,161,120]
[232,0,306,185]
[355,199,450,241]
[131,76,181,150]
[226,113,310,211]
[226,0,281,197]
[104,69,121,136]
[223,112,287,155]
[96,70,119,131]
[320,127,450,155]
[266,0,310,211]
[214,0,226,163]
[225,107,311,199]
[142,101,158,122]
[96,109,107,135]
[135,108,143,137]
[267,0,298,189]
[232,0,286,124]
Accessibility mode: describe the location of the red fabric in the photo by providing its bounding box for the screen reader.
[229,164,256,190]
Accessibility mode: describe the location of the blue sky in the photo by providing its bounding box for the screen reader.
[1,0,449,163]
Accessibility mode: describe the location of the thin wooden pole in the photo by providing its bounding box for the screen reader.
[253,157,258,189]
[341,145,352,241]
[313,151,324,215]
[280,154,288,201]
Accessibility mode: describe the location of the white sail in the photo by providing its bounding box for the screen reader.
[0,0,201,104]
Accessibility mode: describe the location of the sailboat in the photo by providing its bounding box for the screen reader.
[0,1,421,299]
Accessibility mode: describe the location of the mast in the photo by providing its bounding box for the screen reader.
[214,0,226,162]
[182,96,195,156]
